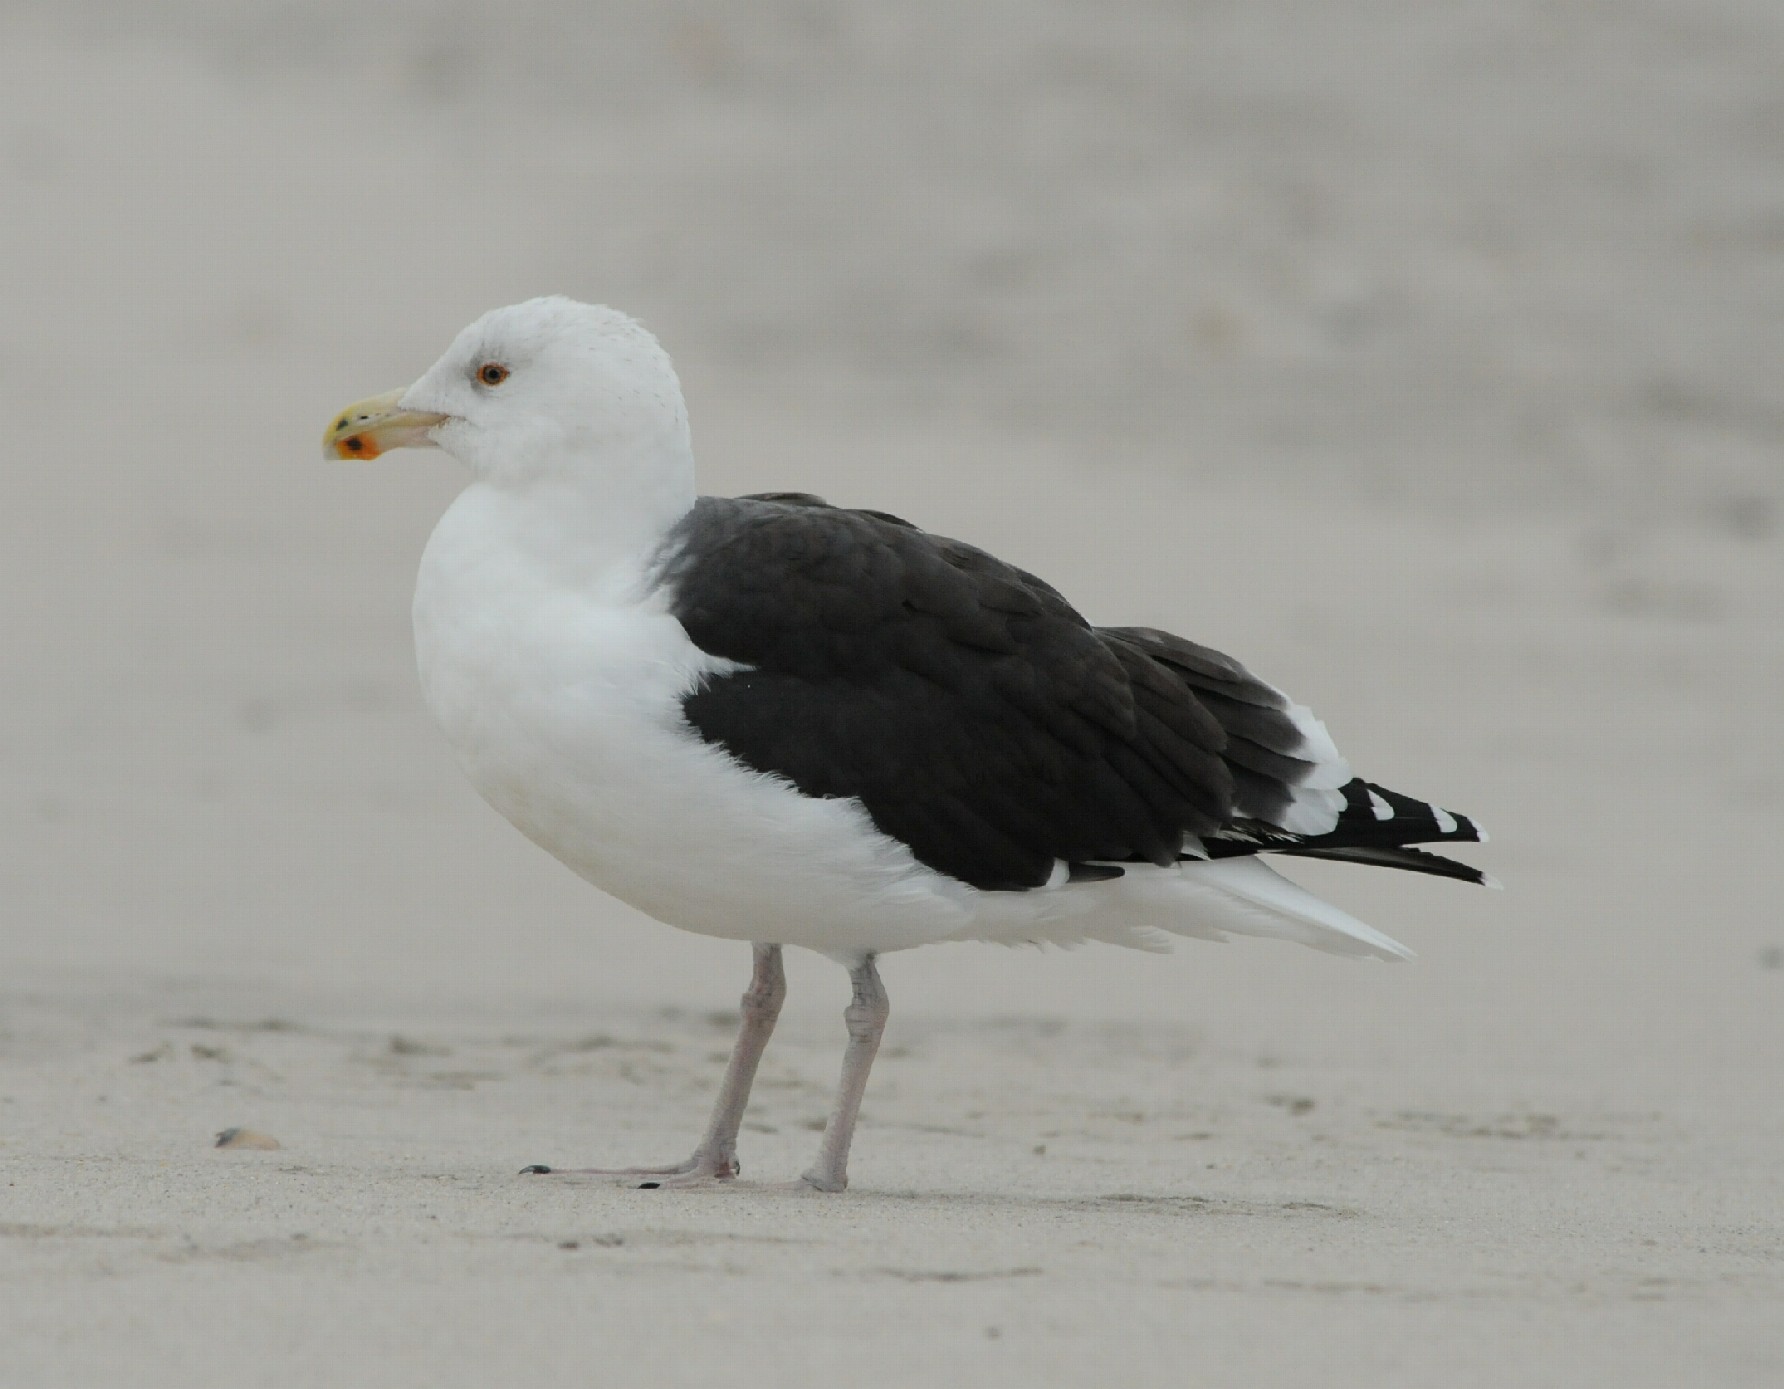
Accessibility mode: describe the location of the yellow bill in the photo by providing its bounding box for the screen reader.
[322,390,447,460]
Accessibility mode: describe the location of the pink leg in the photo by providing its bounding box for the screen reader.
[800,955,888,1192]
[522,943,785,1187]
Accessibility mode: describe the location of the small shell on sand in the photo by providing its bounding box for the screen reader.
[214,1127,281,1151]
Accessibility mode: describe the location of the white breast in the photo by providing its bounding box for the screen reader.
[411,484,975,958]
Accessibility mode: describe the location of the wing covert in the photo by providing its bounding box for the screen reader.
[657,497,1247,889]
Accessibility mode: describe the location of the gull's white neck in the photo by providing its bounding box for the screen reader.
[439,437,697,596]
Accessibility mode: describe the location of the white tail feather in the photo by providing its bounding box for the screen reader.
[1171,857,1412,961]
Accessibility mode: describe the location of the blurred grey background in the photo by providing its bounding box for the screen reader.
[3,1,1780,1043]
[9,0,1782,509]
[4,7,1783,1385]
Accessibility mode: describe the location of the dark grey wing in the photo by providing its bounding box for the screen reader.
[1105,628,1489,882]
[659,496,1489,893]
[1096,626,1321,830]
[657,496,1236,891]
[737,491,922,530]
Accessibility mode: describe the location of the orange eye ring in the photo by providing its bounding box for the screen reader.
[477,362,510,387]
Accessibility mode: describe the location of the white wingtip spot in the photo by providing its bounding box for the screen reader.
[1431,806,1459,835]
[1367,789,1394,821]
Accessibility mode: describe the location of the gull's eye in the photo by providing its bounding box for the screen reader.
[477,362,511,387]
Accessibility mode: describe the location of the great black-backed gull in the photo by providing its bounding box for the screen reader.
[324,296,1489,1192]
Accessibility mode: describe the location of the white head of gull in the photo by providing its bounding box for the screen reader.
[324,296,1491,1192]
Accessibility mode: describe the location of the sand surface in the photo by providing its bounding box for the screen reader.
[3,8,1782,1386]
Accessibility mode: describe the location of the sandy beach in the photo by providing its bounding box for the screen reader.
[3,6,1782,1385]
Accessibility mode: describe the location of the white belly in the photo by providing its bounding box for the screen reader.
[411,486,975,958]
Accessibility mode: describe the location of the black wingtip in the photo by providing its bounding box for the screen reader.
[1281,842,1497,886]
